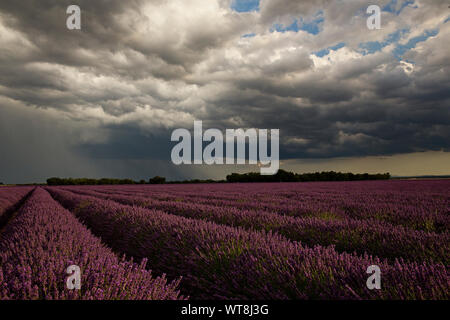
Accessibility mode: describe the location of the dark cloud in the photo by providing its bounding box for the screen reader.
[0,0,449,182]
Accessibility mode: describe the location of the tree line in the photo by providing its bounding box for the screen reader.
[46,170,389,185]
[226,170,390,183]
[46,177,166,186]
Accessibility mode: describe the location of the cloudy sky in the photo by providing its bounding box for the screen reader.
[0,0,449,183]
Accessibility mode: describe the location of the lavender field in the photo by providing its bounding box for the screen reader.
[0,180,449,300]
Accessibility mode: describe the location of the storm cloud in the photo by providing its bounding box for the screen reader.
[0,0,449,182]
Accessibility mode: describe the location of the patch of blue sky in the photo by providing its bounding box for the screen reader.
[357,28,439,60]
[358,28,409,55]
[358,42,384,55]
[271,11,324,35]
[299,11,324,35]
[353,1,416,20]
[445,16,450,23]
[382,0,416,15]
[271,19,300,33]
[313,42,346,57]
[241,33,256,38]
[231,0,259,13]
[393,29,439,58]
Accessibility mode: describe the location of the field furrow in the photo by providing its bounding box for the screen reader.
[0,187,34,233]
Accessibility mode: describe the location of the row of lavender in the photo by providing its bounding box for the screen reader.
[95,181,450,216]
[60,186,449,265]
[48,187,449,300]
[0,187,33,222]
[79,180,450,232]
[0,188,183,300]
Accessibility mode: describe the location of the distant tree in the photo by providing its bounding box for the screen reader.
[149,176,166,184]
[120,179,135,185]
[275,169,297,182]
[47,177,138,185]
[47,177,62,185]
[139,179,147,184]
[226,170,391,183]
